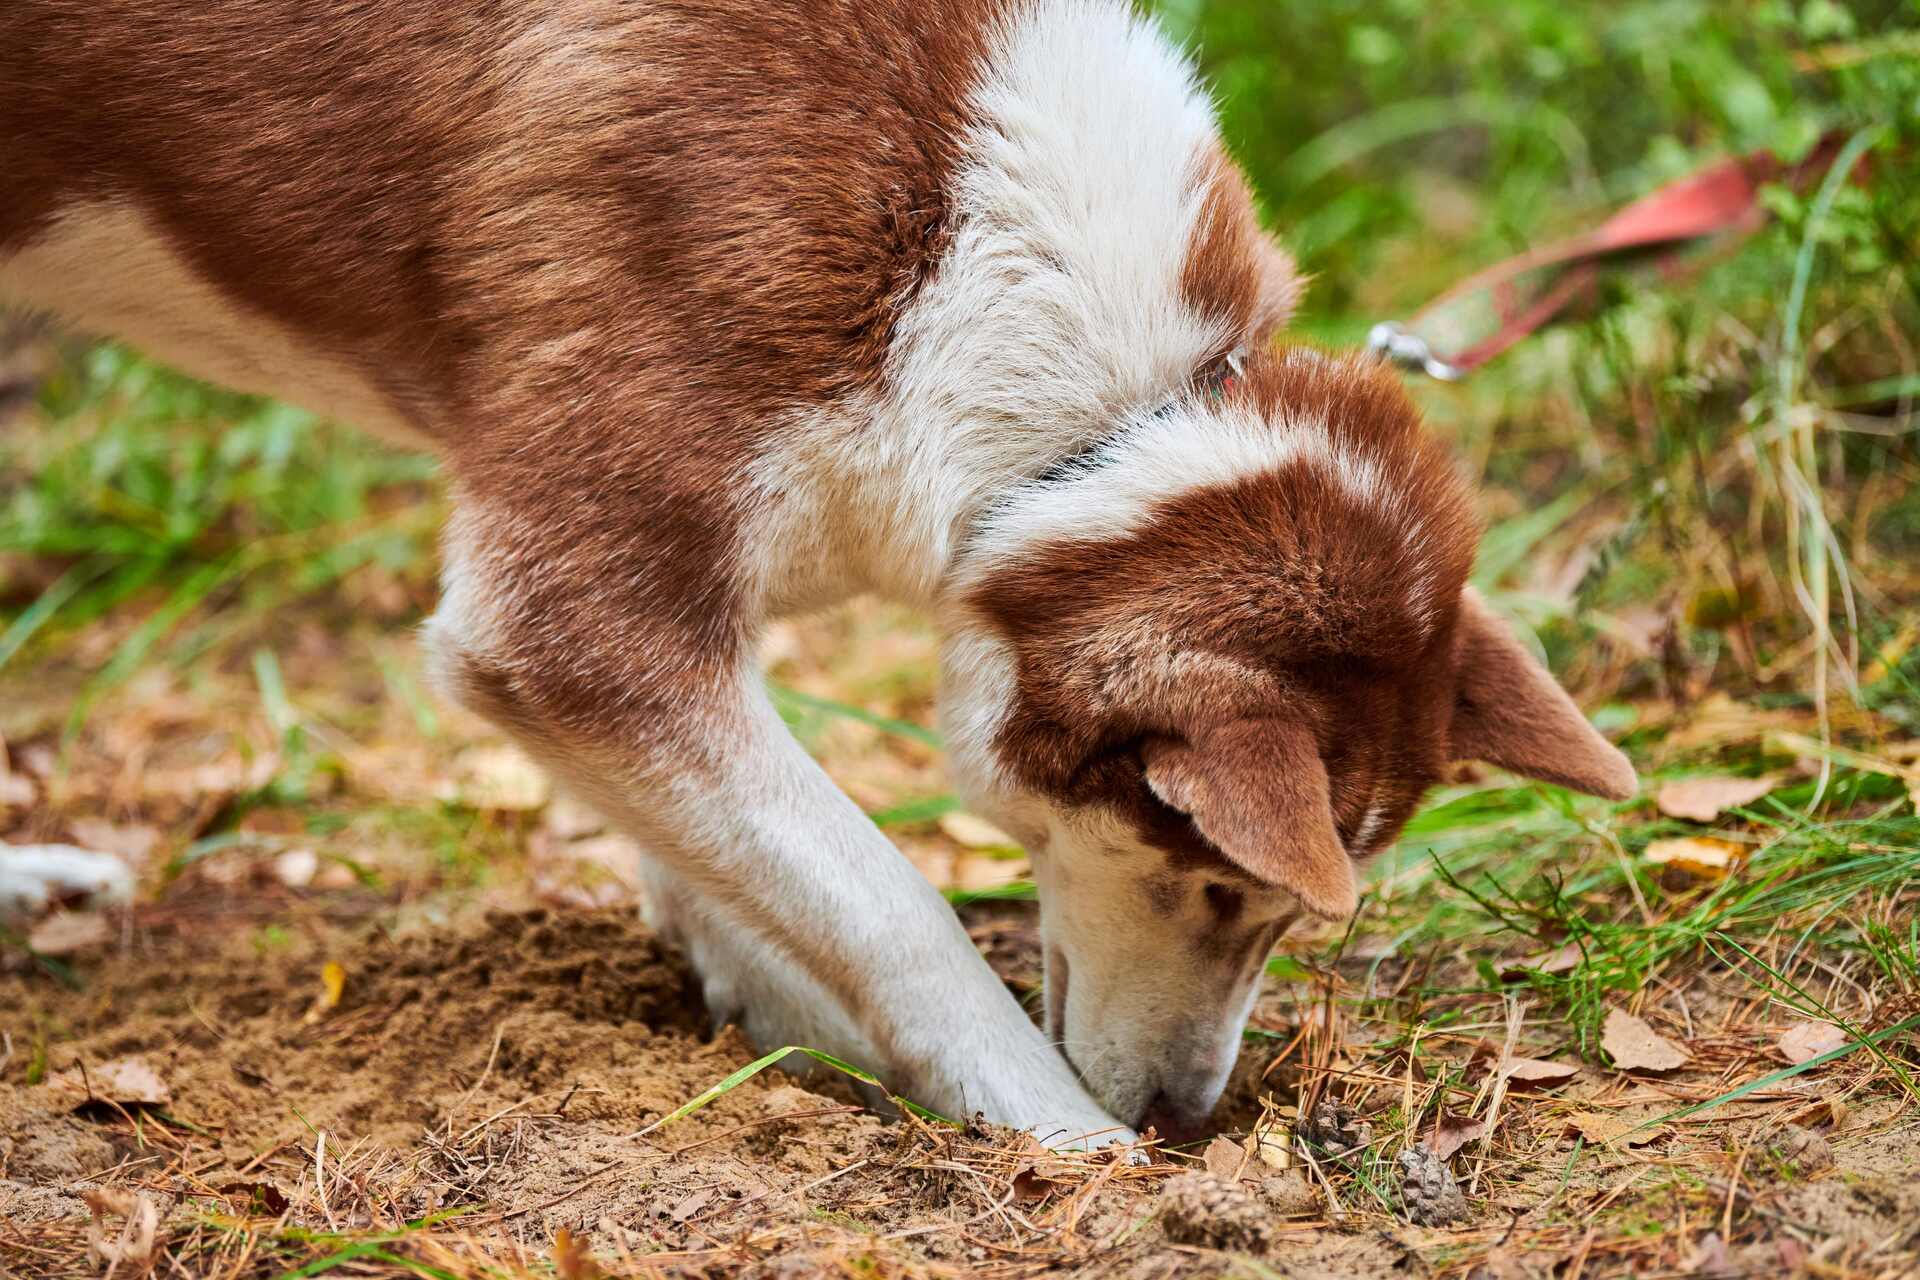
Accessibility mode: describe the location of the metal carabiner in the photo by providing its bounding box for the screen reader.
[1366,322,1467,382]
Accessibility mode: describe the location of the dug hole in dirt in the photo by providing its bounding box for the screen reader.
[0,905,1398,1277]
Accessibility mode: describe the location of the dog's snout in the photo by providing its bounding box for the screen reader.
[1138,1090,1210,1146]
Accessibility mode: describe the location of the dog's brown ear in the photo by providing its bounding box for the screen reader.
[1450,588,1637,799]
[1143,719,1358,919]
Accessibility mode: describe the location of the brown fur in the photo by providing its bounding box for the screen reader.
[969,350,1482,885]
[1144,719,1357,918]
[1181,146,1304,345]
[1450,589,1638,799]
[3,0,1011,747]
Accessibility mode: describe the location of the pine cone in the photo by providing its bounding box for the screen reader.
[1397,1147,1469,1226]
[1298,1098,1373,1158]
[1158,1172,1273,1253]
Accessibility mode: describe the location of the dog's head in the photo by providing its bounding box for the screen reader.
[939,347,1634,1140]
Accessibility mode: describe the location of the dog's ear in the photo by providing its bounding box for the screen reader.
[1142,719,1358,919]
[1450,588,1637,799]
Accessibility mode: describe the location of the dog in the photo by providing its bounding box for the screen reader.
[0,0,1633,1147]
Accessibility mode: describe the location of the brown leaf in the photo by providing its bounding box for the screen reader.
[552,1227,608,1280]
[218,1181,291,1215]
[26,910,111,956]
[1202,1135,1250,1181]
[1601,1009,1689,1073]
[1501,941,1582,981]
[65,818,161,866]
[667,1187,717,1223]
[82,1188,163,1270]
[1499,1057,1580,1089]
[0,767,35,811]
[1009,1164,1052,1203]
[1776,1021,1849,1065]
[445,744,550,811]
[1423,1113,1490,1160]
[949,852,1031,893]
[1643,836,1744,882]
[937,811,1020,850]
[1565,1110,1661,1147]
[1655,775,1777,822]
[46,1057,171,1109]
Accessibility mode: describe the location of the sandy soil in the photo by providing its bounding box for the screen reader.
[4,900,1915,1279]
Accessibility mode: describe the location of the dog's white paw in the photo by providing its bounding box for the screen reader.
[0,844,137,927]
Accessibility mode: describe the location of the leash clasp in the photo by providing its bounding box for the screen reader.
[1367,322,1466,382]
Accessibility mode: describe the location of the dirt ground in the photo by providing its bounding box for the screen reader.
[4,892,1916,1279]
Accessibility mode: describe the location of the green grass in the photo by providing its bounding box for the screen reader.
[0,343,437,732]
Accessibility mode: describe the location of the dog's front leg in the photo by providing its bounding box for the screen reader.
[425,513,1126,1148]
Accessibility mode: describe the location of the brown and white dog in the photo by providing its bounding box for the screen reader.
[0,0,1634,1146]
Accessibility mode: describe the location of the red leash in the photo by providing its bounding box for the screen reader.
[1368,132,1866,380]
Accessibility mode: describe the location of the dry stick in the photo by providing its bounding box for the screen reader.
[312,1130,338,1232]
[446,1021,506,1141]
[1294,1143,1345,1223]
[1472,995,1526,1197]
[1562,1226,1598,1280]
[1720,1133,1755,1240]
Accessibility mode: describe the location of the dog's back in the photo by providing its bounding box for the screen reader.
[2,0,1018,447]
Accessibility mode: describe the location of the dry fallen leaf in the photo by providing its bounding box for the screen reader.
[26,910,112,956]
[65,818,161,866]
[1654,775,1777,822]
[1202,1135,1250,1181]
[1776,1021,1849,1064]
[82,1188,163,1271]
[304,961,347,1025]
[1501,941,1583,981]
[1499,1057,1580,1088]
[1602,1009,1689,1072]
[949,851,1030,893]
[46,1057,172,1109]
[0,767,34,811]
[937,811,1019,850]
[445,744,551,811]
[1644,836,1745,883]
[219,1181,292,1215]
[1565,1110,1661,1147]
[273,848,319,888]
[552,1227,608,1280]
[1423,1113,1490,1160]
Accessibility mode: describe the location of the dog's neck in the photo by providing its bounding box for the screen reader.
[735,2,1294,621]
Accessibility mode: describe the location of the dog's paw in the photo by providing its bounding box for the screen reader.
[0,844,136,926]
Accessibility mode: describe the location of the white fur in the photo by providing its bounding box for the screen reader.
[0,204,423,444]
[744,0,1231,610]
[1030,810,1289,1131]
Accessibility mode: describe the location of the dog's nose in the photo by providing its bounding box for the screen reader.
[1138,1091,1210,1146]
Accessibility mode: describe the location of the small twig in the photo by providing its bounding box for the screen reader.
[446,1022,506,1140]
[313,1130,338,1232]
